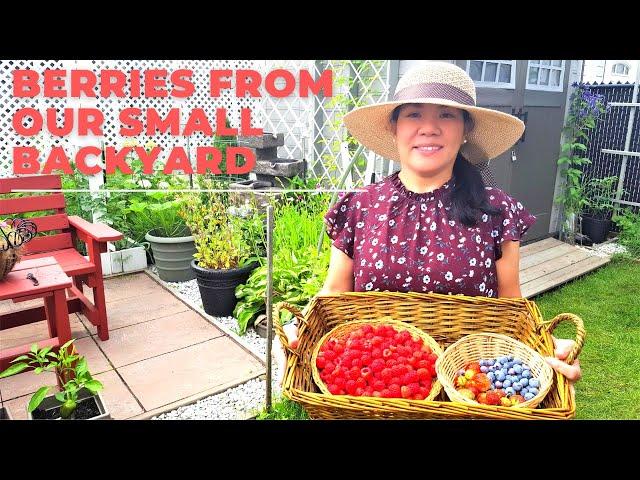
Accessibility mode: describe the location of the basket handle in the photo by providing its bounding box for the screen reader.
[273,301,308,357]
[541,313,585,365]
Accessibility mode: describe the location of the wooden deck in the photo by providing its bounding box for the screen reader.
[520,237,611,299]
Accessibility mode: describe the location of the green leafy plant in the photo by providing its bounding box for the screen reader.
[233,245,330,335]
[581,176,618,220]
[128,194,190,239]
[0,339,103,419]
[612,208,640,258]
[556,83,608,243]
[178,185,256,270]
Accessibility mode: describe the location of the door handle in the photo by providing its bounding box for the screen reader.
[511,108,528,143]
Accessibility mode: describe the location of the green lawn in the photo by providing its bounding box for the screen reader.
[257,256,640,420]
[534,256,640,419]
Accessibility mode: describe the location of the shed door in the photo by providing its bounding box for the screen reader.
[457,60,569,242]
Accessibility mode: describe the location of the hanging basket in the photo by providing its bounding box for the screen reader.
[0,247,22,281]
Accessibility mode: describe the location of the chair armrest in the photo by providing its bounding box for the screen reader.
[68,215,124,242]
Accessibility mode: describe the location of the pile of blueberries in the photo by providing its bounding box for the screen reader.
[474,355,541,401]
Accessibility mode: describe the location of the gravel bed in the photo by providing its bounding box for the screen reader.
[577,240,628,258]
[149,270,284,420]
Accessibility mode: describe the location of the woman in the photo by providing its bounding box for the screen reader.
[284,62,581,385]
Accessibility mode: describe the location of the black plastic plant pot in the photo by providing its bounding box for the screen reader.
[581,216,611,244]
[27,389,110,420]
[191,260,258,317]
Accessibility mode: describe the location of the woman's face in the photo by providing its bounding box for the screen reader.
[393,103,466,177]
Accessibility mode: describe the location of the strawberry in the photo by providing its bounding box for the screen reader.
[473,373,492,392]
[485,391,500,405]
[466,362,481,374]
[457,388,476,400]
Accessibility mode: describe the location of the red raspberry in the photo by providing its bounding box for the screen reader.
[328,384,340,395]
[401,386,412,398]
[380,368,393,382]
[381,388,393,398]
[371,348,383,359]
[355,377,367,389]
[388,384,401,398]
[383,348,393,359]
[403,371,419,384]
[345,380,357,394]
[370,358,385,373]
[316,356,327,370]
[428,353,438,363]
[334,377,345,389]
[349,368,361,381]
[324,361,335,373]
[417,359,430,369]
[360,367,373,381]
[408,383,420,396]
[419,386,431,398]
[416,368,431,381]
[354,387,365,396]
[372,380,386,391]
[351,358,363,368]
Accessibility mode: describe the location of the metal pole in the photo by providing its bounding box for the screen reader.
[265,205,274,411]
[615,60,640,203]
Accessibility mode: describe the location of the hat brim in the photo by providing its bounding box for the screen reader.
[343,99,525,164]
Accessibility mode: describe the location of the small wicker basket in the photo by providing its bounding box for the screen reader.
[311,317,444,401]
[436,333,554,409]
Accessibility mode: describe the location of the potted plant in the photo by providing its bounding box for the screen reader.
[0,339,109,420]
[136,195,197,282]
[178,190,260,317]
[580,176,618,244]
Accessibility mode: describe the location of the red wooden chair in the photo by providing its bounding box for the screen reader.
[0,174,123,341]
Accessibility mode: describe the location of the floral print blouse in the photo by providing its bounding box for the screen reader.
[324,172,536,298]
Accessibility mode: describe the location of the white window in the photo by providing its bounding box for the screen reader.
[526,60,565,92]
[612,63,629,75]
[466,60,515,89]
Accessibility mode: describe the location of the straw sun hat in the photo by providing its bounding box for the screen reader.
[343,62,525,164]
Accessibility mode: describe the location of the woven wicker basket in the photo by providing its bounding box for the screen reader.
[436,333,554,409]
[311,317,444,401]
[274,292,584,420]
[0,247,21,281]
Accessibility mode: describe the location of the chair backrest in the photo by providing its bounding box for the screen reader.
[0,175,73,254]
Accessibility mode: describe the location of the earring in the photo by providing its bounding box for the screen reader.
[463,139,468,144]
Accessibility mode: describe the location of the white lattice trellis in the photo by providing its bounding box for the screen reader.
[1,60,392,188]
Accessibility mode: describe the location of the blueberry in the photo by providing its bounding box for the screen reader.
[508,368,516,375]
[520,378,529,387]
[522,370,531,379]
[513,358,523,365]
[529,387,539,395]
[513,382,522,392]
[478,359,486,367]
[495,381,503,389]
[513,365,523,375]
[496,372,506,382]
[529,378,540,388]
[521,387,529,395]
[524,392,534,401]
[506,355,514,362]
[486,358,495,366]
[480,366,489,373]
[505,387,515,396]
[502,380,512,388]
[487,372,495,381]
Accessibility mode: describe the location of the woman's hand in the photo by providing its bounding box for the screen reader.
[545,337,582,392]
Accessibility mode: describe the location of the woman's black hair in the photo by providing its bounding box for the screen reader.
[391,105,500,227]
[450,153,500,227]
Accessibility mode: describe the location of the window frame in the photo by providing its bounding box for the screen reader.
[611,63,630,76]
[526,60,565,92]
[465,60,516,89]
